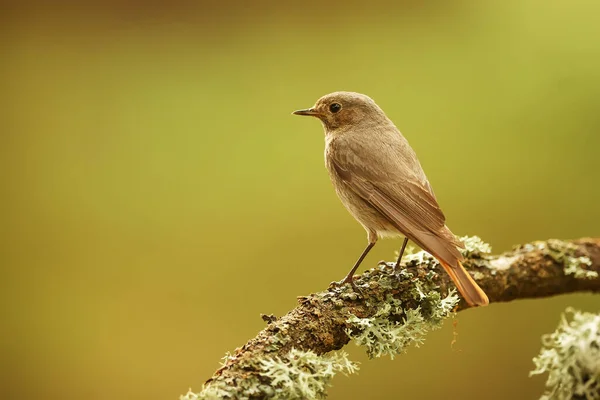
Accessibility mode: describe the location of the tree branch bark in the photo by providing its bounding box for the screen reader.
[194,237,600,399]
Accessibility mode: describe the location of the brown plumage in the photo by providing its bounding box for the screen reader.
[293,91,489,307]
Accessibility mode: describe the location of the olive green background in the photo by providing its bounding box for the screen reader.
[2,1,599,399]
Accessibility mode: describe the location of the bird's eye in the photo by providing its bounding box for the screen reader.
[329,103,342,113]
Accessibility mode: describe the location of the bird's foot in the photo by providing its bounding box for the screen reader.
[391,261,420,279]
[392,261,401,275]
[378,260,396,273]
[329,276,363,296]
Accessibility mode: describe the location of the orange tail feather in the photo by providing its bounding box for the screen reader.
[439,260,489,307]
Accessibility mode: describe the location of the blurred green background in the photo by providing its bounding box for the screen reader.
[1,1,599,399]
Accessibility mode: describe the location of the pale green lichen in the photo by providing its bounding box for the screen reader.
[193,374,270,400]
[530,308,600,400]
[188,380,234,400]
[345,290,459,359]
[219,351,234,368]
[458,235,492,256]
[181,388,199,400]
[564,257,597,279]
[426,290,462,321]
[544,240,597,280]
[258,349,359,399]
[265,331,290,352]
[185,349,358,400]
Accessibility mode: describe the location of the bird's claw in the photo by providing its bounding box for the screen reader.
[329,277,363,296]
[377,260,397,275]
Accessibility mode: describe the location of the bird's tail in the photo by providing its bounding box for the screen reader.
[439,260,489,307]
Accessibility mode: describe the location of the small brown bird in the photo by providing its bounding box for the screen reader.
[293,92,489,307]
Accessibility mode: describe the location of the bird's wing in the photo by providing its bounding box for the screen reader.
[330,145,464,262]
[331,145,445,230]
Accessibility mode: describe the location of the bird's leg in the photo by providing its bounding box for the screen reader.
[392,237,409,274]
[330,242,376,294]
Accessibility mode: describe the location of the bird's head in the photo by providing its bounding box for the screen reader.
[293,91,387,132]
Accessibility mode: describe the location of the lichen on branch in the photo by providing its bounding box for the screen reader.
[345,290,459,359]
[186,237,600,400]
[530,308,600,400]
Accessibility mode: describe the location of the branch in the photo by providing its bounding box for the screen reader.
[186,237,600,400]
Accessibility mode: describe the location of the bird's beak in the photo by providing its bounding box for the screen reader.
[292,108,319,117]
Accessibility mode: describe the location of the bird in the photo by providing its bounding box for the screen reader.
[293,91,489,307]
